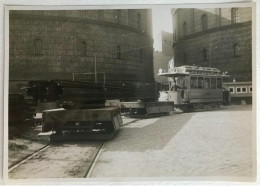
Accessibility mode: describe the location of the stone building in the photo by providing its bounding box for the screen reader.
[172,8,252,82]
[153,31,173,85]
[9,10,154,93]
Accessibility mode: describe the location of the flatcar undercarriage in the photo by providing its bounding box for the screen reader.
[42,107,123,142]
[177,102,222,112]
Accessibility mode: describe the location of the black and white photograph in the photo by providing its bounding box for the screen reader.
[4,2,256,183]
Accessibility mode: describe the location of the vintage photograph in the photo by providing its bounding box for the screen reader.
[6,5,255,181]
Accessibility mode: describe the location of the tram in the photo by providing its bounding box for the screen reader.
[158,65,229,112]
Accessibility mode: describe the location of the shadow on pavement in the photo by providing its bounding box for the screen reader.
[105,113,193,152]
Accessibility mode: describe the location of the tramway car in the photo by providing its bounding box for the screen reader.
[158,65,229,112]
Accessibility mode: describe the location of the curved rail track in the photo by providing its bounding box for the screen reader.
[8,143,52,173]
[8,117,151,178]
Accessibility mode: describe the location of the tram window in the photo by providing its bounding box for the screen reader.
[191,77,197,89]
[177,77,187,88]
[242,87,247,93]
[249,86,252,93]
[211,78,216,89]
[198,77,204,89]
[228,87,234,93]
[236,87,241,93]
[217,78,222,89]
[204,78,210,89]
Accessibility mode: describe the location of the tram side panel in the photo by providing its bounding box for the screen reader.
[189,76,223,104]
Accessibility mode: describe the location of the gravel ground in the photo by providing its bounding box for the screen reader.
[9,141,103,179]
[8,125,49,168]
[90,105,253,179]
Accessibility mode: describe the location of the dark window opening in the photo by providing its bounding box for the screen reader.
[229,87,234,93]
[233,44,241,57]
[183,22,187,37]
[198,77,204,89]
[217,78,222,89]
[99,10,104,20]
[204,78,210,89]
[137,13,141,30]
[116,10,121,23]
[173,31,176,41]
[211,78,216,89]
[35,39,42,55]
[81,41,86,56]
[236,87,241,93]
[202,49,207,61]
[231,8,239,24]
[139,48,143,63]
[201,14,208,31]
[191,77,198,89]
[242,87,247,93]
[249,87,252,92]
[183,53,187,65]
[116,45,121,59]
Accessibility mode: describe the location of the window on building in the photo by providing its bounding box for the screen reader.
[116,10,121,23]
[233,43,241,57]
[81,41,86,56]
[249,86,252,93]
[211,78,216,89]
[116,45,121,59]
[202,49,207,61]
[173,31,176,41]
[231,8,239,24]
[127,10,131,25]
[183,22,187,37]
[236,87,241,93]
[228,87,234,93]
[99,10,104,20]
[217,78,222,89]
[191,77,198,89]
[35,39,42,55]
[139,48,143,62]
[198,77,204,89]
[137,13,141,30]
[204,77,210,89]
[201,14,208,31]
[183,52,187,65]
[242,87,247,93]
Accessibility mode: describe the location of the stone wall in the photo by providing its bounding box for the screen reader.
[9,10,154,93]
[172,8,252,82]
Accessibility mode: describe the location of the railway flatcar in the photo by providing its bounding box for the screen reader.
[158,65,229,112]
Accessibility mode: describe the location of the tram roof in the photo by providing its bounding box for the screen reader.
[158,65,227,77]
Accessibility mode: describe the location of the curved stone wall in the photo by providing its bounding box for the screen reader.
[9,10,154,92]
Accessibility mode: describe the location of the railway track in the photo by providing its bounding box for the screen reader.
[84,141,106,178]
[8,117,148,179]
[8,143,52,172]
[8,140,106,179]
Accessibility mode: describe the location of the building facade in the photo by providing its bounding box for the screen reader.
[9,10,154,93]
[153,31,173,84]
[172,8,252,82]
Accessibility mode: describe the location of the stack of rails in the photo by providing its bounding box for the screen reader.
[26,80,157,109]
[9,94,26,125]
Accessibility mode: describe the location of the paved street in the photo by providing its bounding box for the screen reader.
[90,105,253,178]
[8,105,254,180]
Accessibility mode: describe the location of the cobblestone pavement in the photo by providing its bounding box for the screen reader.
[90,105,254,179]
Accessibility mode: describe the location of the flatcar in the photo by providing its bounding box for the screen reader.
[158,65,229,112]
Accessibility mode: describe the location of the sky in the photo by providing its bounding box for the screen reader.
[152,7,173,52]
